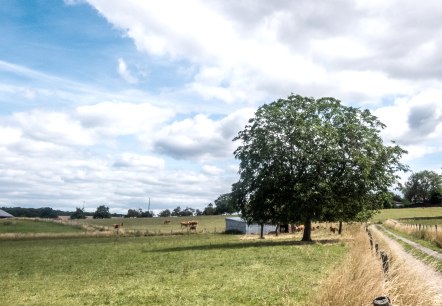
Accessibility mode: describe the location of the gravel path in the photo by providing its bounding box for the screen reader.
[380,225,442,260]
[370,225,442,300]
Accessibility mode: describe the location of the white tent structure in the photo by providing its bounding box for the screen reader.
[0,209,14,218]
[225,217,277,234]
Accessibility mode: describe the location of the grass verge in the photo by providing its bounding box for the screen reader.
[315,225,441,305]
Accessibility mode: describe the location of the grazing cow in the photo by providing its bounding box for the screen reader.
[164,219,171,225]
[180,221,190,228]
[330,226,337,233]
[189,224,197,231]
[113,222,123,229]
[188,220,198,226]
[296,225,305,232]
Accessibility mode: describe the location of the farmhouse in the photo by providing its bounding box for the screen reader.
[0,209,14,218]
[225,217,277,234]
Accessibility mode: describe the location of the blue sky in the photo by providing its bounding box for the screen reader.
[1,0,442,213]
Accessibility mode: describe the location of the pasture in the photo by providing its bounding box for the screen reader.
[0,218,85,234]
[79,215,228,234]
[0,231,346,305]
[372,207,442,222]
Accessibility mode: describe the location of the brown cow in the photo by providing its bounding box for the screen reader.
[164,219,171,225]
[188,220,198,226]
[180,221,190,228]
[189,224,197,231]
[330,226,337,233]
[113,222,123,229]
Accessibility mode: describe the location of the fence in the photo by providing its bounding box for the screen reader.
[366,226,392,306]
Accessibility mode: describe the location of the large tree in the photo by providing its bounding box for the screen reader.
[232,94,407,241]
[401,170,442,204]
[93,205,111,219]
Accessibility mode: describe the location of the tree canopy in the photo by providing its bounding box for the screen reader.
[232,94,407,241]
[93,205,111,219]
[401,170,442,204]
[70,207,86,219]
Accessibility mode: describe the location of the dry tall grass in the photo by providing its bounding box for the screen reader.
[384,219,442,248]
[315,226,441,306]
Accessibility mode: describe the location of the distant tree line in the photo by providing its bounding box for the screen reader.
[1,207,69,219]
[2,194,238,220]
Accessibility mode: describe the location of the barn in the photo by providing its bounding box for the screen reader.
[225,217,277,234]
[0,209,14,218]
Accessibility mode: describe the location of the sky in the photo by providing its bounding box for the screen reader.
[1,0,442,214]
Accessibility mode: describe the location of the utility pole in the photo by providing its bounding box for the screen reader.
[148,197,151,212]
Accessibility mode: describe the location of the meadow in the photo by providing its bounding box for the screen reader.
[0,218,85,234]
[2,208,441,305]
[0,230,346,305]
[372,207,442,222]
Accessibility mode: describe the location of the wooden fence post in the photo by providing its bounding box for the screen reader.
[369,238,373,250]
[373,296,391,306]
[375,243,379,256]
[380,251,389,275]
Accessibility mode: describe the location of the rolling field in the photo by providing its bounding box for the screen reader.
[0,219,85,234]
[0,231,347,305]
[79,215,228,234]
[372,207,442,222]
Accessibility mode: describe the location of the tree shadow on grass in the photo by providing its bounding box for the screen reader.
[146,238,343,253]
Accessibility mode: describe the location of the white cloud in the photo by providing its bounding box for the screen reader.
[13,110,96,147]
[153,108,255,160]
[117,58,138,84]
[113,153,164,169]
[202,165,224,176]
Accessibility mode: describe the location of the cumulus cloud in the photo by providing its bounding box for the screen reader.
[153,108,255,160]
[86,0,442,106]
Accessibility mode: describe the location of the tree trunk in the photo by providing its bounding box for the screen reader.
[301,218,312,241]
[275,224,279,236]
[338,221,343,235]
[260,223,264,239]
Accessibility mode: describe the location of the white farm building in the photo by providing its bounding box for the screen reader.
[0,209,14,218]
[225,217,277,234]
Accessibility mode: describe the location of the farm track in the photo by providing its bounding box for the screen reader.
[371,225,442,300]
[379,225,442,261]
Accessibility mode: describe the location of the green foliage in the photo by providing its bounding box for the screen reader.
[171,206,194,217]
[140,210,154,218]
[70,207,86,219]
[430,191,442,204]
[126,209,141,218]
[93,205,111,219]
[214,193,237,214]
[203,203,216,215]
[233,94,408,241]
[2,207,59,218]
[401,170,442,204]
[158,209,171,217]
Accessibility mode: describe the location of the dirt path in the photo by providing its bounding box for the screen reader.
[379,225,442,260]
[370,225,442,301]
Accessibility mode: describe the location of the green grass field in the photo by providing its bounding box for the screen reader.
[372,207,442,222]
[0,219,85,234]
[79,215,228,234]
[0,232,346,305]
